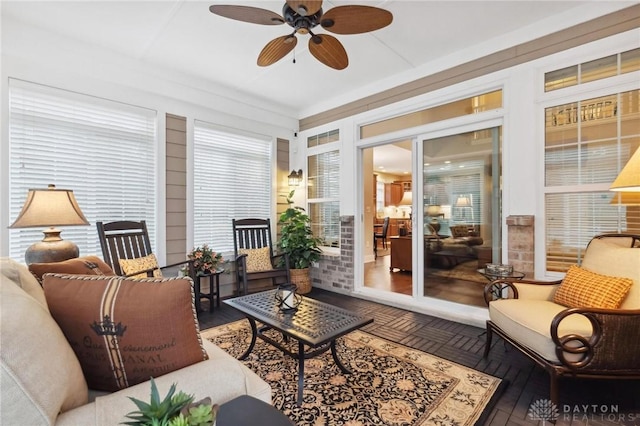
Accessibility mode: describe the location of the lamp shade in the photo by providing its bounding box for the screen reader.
[455,195,471,207]
[610,147,640,192]
[426,205,441,216]
[10,184,89,228]
[398,191,412,206]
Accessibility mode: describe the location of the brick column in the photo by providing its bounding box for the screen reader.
[506,215,534,277]
[310,215,354,291]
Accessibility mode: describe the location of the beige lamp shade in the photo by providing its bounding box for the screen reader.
[398,191,412,206]
[455,195,472,207]
[9,184,89,264]
[610,147,640,192]
[426,205,441,216]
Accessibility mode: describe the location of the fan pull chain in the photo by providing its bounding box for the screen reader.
[293,48,296,64]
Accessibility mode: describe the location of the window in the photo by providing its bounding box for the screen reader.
[307,130,340,249]
[544,89,640,272]
[8,79,157,261]
[193,121,272,252]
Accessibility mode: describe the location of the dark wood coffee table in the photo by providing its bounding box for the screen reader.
[224,290,373,406]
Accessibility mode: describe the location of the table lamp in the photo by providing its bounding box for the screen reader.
[610,147,640,192]
[426,205,442,234]
[9,184,90,264]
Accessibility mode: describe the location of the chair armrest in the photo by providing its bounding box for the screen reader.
[551,307,640,372]
[483,278,562,306]
[271,252,290,270]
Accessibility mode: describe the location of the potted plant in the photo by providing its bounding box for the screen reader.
[277,190,323,294]
[123,378,218,426]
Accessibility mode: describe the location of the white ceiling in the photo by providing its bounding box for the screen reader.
[2,0,634,121]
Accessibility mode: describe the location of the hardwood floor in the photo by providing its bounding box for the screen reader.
[198,289,640,426]
[364,250,487,307]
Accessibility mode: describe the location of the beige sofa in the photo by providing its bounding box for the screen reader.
[0,258,271,425]
[483,234,640,403]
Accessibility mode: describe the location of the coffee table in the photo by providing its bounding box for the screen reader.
[224,290,373,406]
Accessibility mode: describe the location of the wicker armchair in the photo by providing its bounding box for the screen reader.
[483,234,640,404]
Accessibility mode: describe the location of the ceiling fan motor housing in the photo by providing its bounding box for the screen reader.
[283,4,323,34]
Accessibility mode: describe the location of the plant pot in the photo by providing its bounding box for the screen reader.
[290,268,311,294]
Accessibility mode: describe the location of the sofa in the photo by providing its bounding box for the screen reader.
[483,234,640,403]
[0,257,271,425]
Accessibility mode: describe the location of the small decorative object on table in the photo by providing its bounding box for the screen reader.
[124,377,218,426]
[187,244,223,276]
[485,263,513,277]
[275,283,301,313]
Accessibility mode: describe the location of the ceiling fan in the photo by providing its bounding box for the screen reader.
[209,1,393,70]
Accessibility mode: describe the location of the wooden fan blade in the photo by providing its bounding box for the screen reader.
[308,34,348,70]
[285,0,322,16]
[209,5,284,25]
[321,5,392,34]
[258,35,298,66]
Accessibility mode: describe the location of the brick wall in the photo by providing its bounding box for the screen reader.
[506,215,534,277]
[310,215,355,292]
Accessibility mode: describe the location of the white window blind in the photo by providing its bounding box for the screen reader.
[9,79,157,261]
[308,148,340,248]
[193,121,272,252]
[544,89,640,272]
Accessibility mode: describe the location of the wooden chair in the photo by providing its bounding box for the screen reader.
[232,218,291,295]
[374,217,390,250]
[96,220,195,279]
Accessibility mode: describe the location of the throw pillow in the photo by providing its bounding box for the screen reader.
[29,255,115,285]
[43,274,208,392]
[118,254,163,278]
[450,225,469,238]
[238,247,273,272]
[553,265,633,309]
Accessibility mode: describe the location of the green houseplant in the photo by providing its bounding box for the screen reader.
[277,190,323,293]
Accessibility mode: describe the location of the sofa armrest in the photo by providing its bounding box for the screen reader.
[551,307,640,372]
[56,357,260,426]
[484,278,562,306]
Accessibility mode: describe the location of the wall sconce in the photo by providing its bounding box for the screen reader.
[610,147,640,192]
[288,169,303,186]
[9,184,90,264]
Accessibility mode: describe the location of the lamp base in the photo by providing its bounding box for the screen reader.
[25,238,79,264]
[429,219,441,234]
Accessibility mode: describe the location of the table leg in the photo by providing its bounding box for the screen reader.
[238,318,258,360]
[330,340,352,374]
[194,277,202,313]
[297,340,304,407]
[215,273,221,308]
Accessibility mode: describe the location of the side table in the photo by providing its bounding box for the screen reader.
[194,269,223,313]
[217,395,293,426]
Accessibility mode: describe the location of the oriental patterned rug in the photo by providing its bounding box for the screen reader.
[202,320,503,426]
[428,260,487,284]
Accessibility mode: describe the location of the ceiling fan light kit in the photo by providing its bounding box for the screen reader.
[210,1,392,70]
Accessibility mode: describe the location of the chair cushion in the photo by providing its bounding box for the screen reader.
[553,265,632,309]
[43,274,208,392]
[238,247,273,272]
[29,255,115,284]
[118,253,163,278]
[1,259,88,425]
[489,299,592,363]
[581,237,640,309]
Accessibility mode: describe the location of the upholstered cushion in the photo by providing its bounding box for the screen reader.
[1,259,88,425]
[0,257,49,310]
[29,255,115,284]
[238,247,273,272]
[553,265,632,309]
[118,254,162,278]
[581,237,640,309]
[449,225,469,238]
[43,274,208,392]
[489,299,592,363]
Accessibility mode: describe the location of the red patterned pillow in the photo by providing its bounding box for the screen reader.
[43,274,207,391]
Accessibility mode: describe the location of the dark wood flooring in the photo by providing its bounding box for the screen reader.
[198,289,640,426]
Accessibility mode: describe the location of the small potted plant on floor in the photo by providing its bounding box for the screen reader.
[277,190,323,294]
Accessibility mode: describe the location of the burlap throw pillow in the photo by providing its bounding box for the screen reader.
[29,255,115,285]
[238,247,273,272]
[553,265,632,309]
[118,254,163,278]
[43,274,207,392]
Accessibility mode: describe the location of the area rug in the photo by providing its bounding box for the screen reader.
[428,260,487,284]
[202,320,502,425]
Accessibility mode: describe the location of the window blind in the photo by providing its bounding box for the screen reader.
[8,79,157,261]
[308,149,340,248]
[193,121,272,253]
